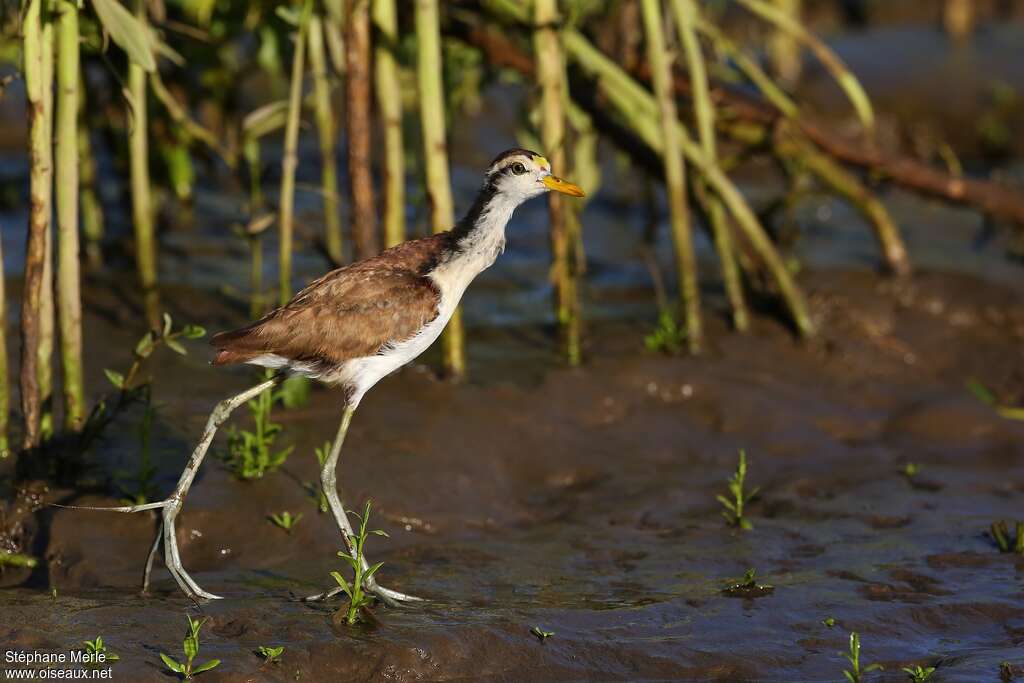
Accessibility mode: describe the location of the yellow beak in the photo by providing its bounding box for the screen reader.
[543,175,586,197]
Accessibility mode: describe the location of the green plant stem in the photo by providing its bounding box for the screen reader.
[560,29,814,337]
[20,0,50,449]
[55,0,85,430]
[373,0,406,249]
[416,0,465,378]
[278,0,313,305]
[37,13,55,441]
[78,72,104,268]
[307,12,343,264]
[672,0,749,332]
[128,0,159,328]
[640,0,702,353]
[534,0,580,365]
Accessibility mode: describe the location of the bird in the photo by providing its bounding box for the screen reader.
[73,149,584,604]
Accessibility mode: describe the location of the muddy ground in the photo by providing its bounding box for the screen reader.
[0,268,1022,682]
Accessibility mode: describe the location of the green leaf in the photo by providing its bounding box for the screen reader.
[91,0,157,71]
[165,338,188,355]
[191,659,220,674]
[363,561,385,582]
[242,100,289,140]
[183,635,198,660]
[330,571,351,591]
[371,529,390,537]
[104,369,125,389]
[275,5,300,25]
[843,672,855,683]
[182,324,206,339]
[160,653,183,673]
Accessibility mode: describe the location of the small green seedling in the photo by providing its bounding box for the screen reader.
[841,632,883,683]
[823,617,836,628]
[0,551,38,569]
[644,311,685,354]
[900,462,921,479]
[990,520,1024,554]
[311,441,331,513]
[1001,661,1020,682]
[268,510,302,533]
[82,636,119,665]
[717,449,759,530]
[330,500,389,625]
[902,664,936,682]
[967,379,1024,421]
[722,568,774,598]
[257,645,283,663]
[160,615,220,680]
[531,627,555,641]
[221,376,294,480]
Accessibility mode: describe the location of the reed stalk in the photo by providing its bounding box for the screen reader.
[0,229,8,457]
[78,76,104,268]
[55,0,85,430]
[373,0,406,249]
[278,0,313,305]
[640,0,701,353]
[767,0,801,86]
[345,0,379,259]
[416,0,464,378]
[562,29,814,336]
[534,0,580,364]
[735,0,874,135]
[128,0,159,327]
[20,0,49,448]
[38,14,55,440]
[672,0,749,332]
[307,12,343,264]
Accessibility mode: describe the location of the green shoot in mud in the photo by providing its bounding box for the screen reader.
[221,377,294,480]
[900,462,921,479]
[82,636,119,665]
[990,520,1024,554]
[309,440,331,512]
[722,568,774,597]
[160,615,220,681]
[644,311,686,354]
[531,627,555,641]
[256,645,283,664]
[717,449,758,530]
[902,664,936,682]
[967,379,1024,421]
[115,398,158,505]
[268,510,302,533]
[330,500,389,625]
[1001,661,1021,682]
[840,632,883,683]
[823,617,836,628]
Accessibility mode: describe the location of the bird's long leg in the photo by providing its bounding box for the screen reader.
[56,377,282,601]
[303,405,423,606]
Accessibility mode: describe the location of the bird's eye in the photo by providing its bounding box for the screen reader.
[510,162,527,175]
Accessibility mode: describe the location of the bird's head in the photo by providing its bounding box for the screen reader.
[484,148,585,203]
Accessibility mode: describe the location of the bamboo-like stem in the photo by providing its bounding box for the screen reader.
[640,0,701,353]
[55,0,84,431]
[0,229,8,457]
[562,29,814,336]
[767,0,802,86]
[307,13,343,264]
[38,14,55,440]
[345,0,379,260]
[78,76,104,269]
[278,0,313,305]
[534,0,580,365]
[672,0,749,332]
[416,0,464,378]
[943,0,974,39]
[20,0,49,449]
[128,0,159,327]
[735,0,873,135]
[373,0,406,249]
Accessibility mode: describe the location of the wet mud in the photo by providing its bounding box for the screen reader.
[1,268,1023,682]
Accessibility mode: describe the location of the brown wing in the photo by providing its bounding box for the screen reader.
[211,235,449,368]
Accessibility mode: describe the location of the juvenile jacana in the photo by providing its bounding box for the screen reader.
[77,149,584,604]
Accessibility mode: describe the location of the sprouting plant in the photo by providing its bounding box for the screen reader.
[722,568,774,597]
[160,615,220,680]
[967,379,1024,421]
[330,500,389,625]
[268,510,302,533]
[221,378,293,480]
[841,632,883,683]
[644,311,685,354]
[1001,661,1020,682]
[902,664,936,682]
[531,627,555,641]
[309,441,331,513]
[900,462,920,479]
[0,551,38,569]
[256,645,283,663]
[717,449,759,530]
[990,520,1024,554]
[823,617,836,628]
[82,636,119,665]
